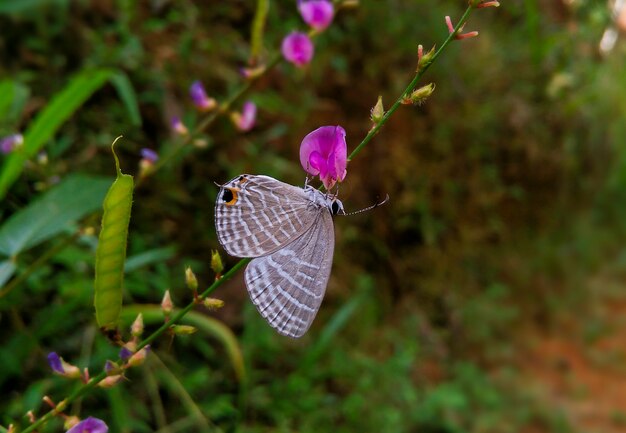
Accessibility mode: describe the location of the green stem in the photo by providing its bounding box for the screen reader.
[20,258,249,433]
[349,5,474,161]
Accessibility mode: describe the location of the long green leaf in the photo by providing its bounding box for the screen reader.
[0,69,140,199]
[94,139,133,331]
[0,260,16,289]
[0,174,112,257]
[109,71,142,127]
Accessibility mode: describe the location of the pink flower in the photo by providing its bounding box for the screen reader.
[299,126,347,190]
[231,101,257,132]
[281,32,314,67]
[298,0,334,31]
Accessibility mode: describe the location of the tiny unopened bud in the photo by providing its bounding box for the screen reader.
[64,416,80,430]
[98,374,124,388]
[120,341,136,359]
[47,352,82,379]
[105,360,123,376]
[161,290,173,316]
[185,267,198,292]
[203,297,225,310]
[370,96,384,124]
[26,411,36,423]
[171,325,197,335]
[127,346,150,368]
[475,0,499,8]
[8,424,16,433]
[170,116,188,135]
[402,83,435,105]
[193,138,209,148]
[211,250,224,276]
[417,45,436,71]
[240,65,267,80]
[131,313,144,337]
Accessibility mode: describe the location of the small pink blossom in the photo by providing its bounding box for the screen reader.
[298,0,334,31]
[170,116,188,135]
[0,134,23,154]
[299,126,347,190]
[231,101,257,132]
[281,32,314,67]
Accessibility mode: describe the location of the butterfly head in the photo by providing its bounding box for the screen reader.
[330,198,345,215]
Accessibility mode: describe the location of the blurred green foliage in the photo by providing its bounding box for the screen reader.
[2,0,626,432]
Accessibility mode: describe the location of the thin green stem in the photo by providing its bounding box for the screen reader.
[349,5,474,161]
[20,258,249,433]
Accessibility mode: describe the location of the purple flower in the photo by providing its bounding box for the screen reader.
[119,347,133,361]
[0,133,23,154]
[48,352,81,379]
[170,116,188,135]
[299,126,347,190]
[66,417,108,433]
[140,148,159,163]
[298,0,334,31]
[281,32,314,67]
[189,80,216,111]
[48,352,64,374]
[231,101,257,132]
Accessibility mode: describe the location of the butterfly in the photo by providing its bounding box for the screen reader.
[214,174,344,338]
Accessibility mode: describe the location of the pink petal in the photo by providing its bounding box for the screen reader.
[281,32,314,67]
[298,0,334,31]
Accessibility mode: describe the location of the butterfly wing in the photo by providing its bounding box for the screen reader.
[244,208,334,338]
[215,175,317,257]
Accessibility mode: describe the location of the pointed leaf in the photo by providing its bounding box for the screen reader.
[0,174,113,257]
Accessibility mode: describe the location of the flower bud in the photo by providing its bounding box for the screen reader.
[185,267,198,292]
[131,313,144,338]
[370,96,384,124]
[401,83,435,106]
[189,80,217,111]
[417,45,436,71]
[170,116,188,135]
[0,134,23,154]
[171,325,197,335]
[240,65,267,80]
[64,416,81,431]
[127,346,150,368]
[98,375,124,388]
[104,360,123,376]
[203,297,225,310]
[47,352,82,379]
[161,290,173,316]
[211,250,224,276]
[230,101,257,132]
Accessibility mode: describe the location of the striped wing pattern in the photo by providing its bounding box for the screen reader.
[215,175,317,257]
[244,208,334,338]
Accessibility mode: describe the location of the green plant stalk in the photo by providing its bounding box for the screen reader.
[250,0,270,62]
[349,5,475,161]
[20,258,249,433]
[21,5,481,431]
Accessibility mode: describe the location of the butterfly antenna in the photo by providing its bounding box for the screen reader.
[341,194,390,216]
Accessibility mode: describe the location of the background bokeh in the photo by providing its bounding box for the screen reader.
[3,0,626,432]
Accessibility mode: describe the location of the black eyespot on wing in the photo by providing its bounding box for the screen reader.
[331,201,340,215]
[222,189,234,203]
